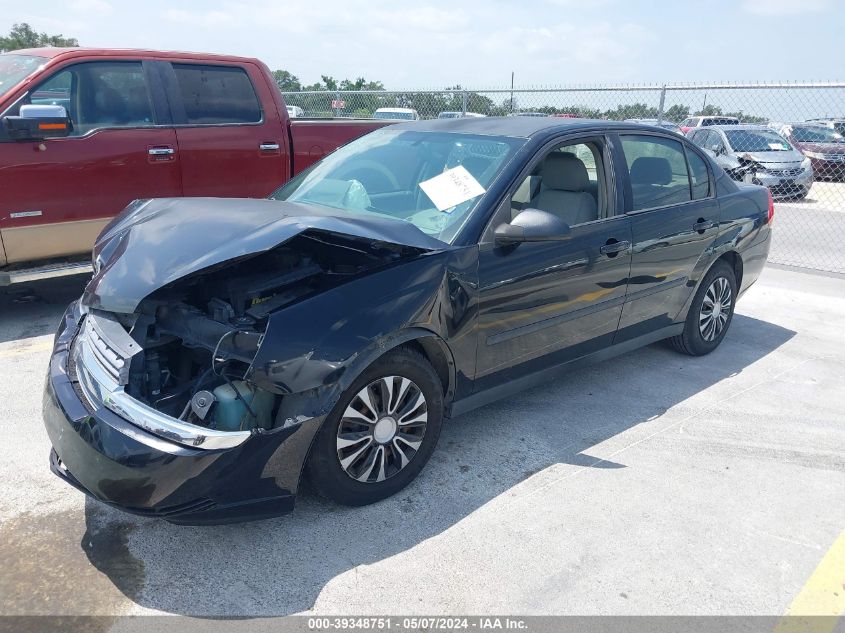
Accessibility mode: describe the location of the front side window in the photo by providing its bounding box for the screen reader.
[621,135,692,210]
[509,140,606,226]
[0,54,46,100]
[270,129,524,244]
[172,64,261,124]
[22,62,154,136]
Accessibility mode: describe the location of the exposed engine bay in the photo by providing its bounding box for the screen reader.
[92,231,421,433]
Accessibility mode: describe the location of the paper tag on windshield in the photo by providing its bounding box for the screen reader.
[769,142,787,150]
[419,166,486,213]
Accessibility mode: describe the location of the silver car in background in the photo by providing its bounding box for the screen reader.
[689,125,813,199]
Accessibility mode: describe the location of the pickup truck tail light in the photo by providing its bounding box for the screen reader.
[766,188,775,224]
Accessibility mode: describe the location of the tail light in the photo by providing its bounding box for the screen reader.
[766,188,775,224]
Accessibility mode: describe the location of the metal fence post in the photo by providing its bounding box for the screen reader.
[335,90,341,117]
[657,84,666,124]
[462,90,468,116]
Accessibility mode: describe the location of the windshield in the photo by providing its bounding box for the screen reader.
[270,129,524,244]
[724,130,792,152]
[0,54,45,99]
[790,125,845,144]
[374,111,415,120]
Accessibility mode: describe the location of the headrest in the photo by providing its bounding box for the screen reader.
[540,152,589,191]
[630,156,672,185]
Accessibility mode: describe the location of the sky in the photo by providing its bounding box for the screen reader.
[1,0,843,89]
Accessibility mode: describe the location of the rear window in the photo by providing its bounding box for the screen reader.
[172,64,261,124]
[702,117,739,126]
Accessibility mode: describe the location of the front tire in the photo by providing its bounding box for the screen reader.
[305,347,444,506]
[670,260,737,356]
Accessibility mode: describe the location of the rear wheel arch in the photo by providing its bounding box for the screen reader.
[717,250,744,291]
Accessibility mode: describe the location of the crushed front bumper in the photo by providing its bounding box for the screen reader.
[43,302,323,524]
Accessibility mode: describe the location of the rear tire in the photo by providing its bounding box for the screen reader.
[305,347,443,506]
[670,260,737,356]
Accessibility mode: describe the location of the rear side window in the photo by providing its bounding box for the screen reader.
[172,64,261,124]
[621,135,692,210]
[686,148,711,200]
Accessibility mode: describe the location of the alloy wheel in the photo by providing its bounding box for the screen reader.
[336,376,428,483]
[699,276,733,342]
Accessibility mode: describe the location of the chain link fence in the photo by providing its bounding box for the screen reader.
[283,83,845,274]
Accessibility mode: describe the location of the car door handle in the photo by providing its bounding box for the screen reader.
[148,147,175,156]
[259,142,280,151]
[599,240,630,256]
[693,219,717,233]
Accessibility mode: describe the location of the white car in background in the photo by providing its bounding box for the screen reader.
[373,107,420,120]
[286,105,304,118]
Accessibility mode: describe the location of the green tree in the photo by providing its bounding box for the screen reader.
[0,22,78,51]
[272,70,301,92]
[664,104,690,122]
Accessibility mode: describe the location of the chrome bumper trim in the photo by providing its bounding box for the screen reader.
[74,334,251,451]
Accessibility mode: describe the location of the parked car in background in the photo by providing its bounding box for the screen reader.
[773,122,845,181]
[689,125,812,198]
[44,117,772,524]
[373,107,420,120]
[286,105,304,118]
[806,118,845,136]
[0,48,390,284]
[509,111,550,117]
[680,115,740,135]
[626,118,683,134]
[437,111,486,119]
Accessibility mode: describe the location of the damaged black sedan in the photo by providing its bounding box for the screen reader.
[44,118,773,523]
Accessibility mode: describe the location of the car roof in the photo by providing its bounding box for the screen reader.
[388,116,673,138]
[4,47,262,65]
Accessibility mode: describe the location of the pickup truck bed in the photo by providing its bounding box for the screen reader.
[0,47,390,279]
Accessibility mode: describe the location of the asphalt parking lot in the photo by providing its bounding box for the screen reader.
[1,265,843,618]
[770,181,845,274]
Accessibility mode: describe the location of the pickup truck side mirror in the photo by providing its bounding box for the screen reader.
[495,208,572,244]
[4,104,72,141]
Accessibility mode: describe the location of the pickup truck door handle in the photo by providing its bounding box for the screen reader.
[148,147,175,156]
[599,240,631,256]
[693,218,717,233]
[259,142,280,151]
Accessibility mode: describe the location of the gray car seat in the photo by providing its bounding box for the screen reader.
[629,156,688,208]
[532,152,597,225]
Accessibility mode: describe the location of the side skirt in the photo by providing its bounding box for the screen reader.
[449,323,684,418]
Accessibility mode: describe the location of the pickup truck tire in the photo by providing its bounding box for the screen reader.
[305,347,443,506]
[670,260,737,356]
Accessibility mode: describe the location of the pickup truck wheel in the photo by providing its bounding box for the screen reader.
[305,347,443,506]
[670,260,737,356]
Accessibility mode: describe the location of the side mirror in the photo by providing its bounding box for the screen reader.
[494,208,572,244]
[4,104,72,141]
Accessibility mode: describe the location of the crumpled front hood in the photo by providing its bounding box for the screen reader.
[82,197,446,313]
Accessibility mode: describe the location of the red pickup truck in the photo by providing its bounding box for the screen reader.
[0,48,388,284]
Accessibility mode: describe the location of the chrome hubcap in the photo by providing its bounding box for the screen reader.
[336,376,428,483]
[699,276,733,342]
